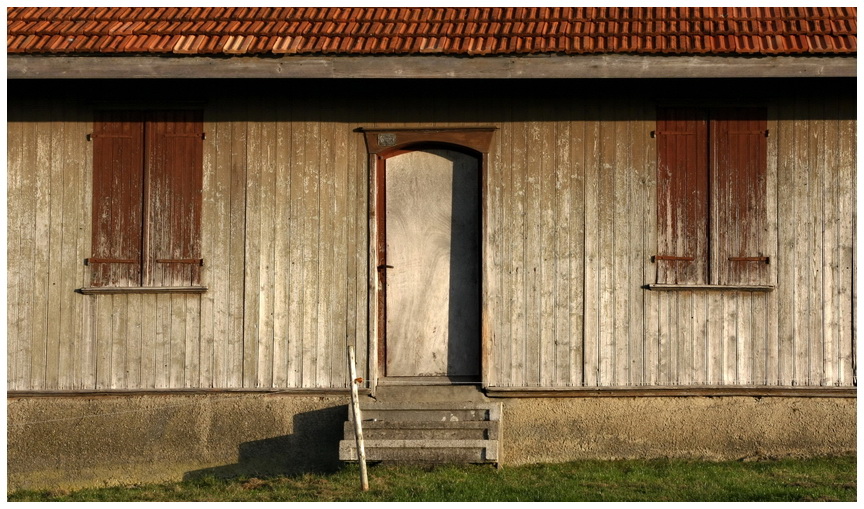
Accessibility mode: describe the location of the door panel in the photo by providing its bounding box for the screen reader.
[384,148,480,377]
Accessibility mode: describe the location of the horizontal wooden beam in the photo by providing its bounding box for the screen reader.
[8,54,856,79]
[7,388,367,398]
[485,386,857,398]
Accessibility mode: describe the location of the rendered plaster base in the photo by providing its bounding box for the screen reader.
[7,394,856,491]
[500,396,856,464]
[7,393,350,492]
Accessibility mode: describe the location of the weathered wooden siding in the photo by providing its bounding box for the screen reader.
[7,80,856,391]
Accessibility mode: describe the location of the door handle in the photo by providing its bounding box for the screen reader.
[377,264,394,270]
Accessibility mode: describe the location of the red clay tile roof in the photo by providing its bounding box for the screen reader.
[7,7,857,57]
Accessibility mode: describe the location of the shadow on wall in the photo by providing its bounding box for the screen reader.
[183,405,347,480]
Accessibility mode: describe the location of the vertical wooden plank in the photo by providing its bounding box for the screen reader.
[272,97,291,388]
[495,107,514,386]
[582,103,601,387]
[110,295,129,388]
[597,107,617,386]
[642,98,661,386]
[242,112,262,388]
[93,297,112,389]
[808,98,826,386]
[228,106,248,388]
[80,108,96,389]
[198,111,216,387]
[835,93,855,386]
[568,102,586,387]
[538,110,556,386]
[613,101,632,386]
[775,96,796,386]
[330,113,350,388]
[255,105,277,388]
[553,113,572,386]
[43,102,67,389]
[317,105,335,387]
[301,115,321,387]
[791,93,812,386]
[7,102,27,390]
[30,106,52,389]
[763,102,781,386]
[508,118,527,386]
[208,109,226,387]
[288,98,307,388]
[124,293,143,388]
[819,95,839,386]
[523,119,542,386]
[60,105,89,389]
[168,295,186,387]
[628,101,649,386]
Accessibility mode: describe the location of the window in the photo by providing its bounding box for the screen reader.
[87,110,204,288]
[654,107,769,286]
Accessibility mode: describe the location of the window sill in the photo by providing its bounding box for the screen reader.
[78,286,208,295]
[645,284,774,292]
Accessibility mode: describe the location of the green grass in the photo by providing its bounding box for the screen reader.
[9,456,856,502]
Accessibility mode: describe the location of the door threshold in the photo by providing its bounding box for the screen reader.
[377,376,481,386]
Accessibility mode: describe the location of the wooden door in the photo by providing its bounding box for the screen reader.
[383,148,481,378]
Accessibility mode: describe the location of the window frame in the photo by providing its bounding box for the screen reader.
[648,105,775,292]
[80,109,206,294]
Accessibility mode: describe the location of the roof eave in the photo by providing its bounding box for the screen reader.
[7,54,857,79]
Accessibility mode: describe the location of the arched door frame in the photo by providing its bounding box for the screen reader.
[359,127,496,392]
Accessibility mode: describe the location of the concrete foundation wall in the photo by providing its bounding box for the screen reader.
[7,393,856,491]
[502,397,856,464]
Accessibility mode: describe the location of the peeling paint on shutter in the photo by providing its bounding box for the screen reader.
[146,110,204,286]
[90,111,144,286]
[655,107,709,284]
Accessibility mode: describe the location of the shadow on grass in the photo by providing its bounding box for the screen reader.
[183,405,347,481]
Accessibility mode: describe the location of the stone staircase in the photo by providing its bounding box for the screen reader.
[338,385,501,466]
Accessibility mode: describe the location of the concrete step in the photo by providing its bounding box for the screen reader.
[340,401,501,465]
[339,439,498,463]
[343,420,498,440]
[349,402,501,422]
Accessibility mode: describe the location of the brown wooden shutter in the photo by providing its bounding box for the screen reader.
[90,111,145,286]
[655,107,709,284]
[711,108,769,285]
[145,110,204,286]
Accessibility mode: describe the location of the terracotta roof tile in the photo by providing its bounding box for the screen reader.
[6,6,857,57]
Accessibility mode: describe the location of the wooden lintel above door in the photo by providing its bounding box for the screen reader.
[357,127,496,155]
